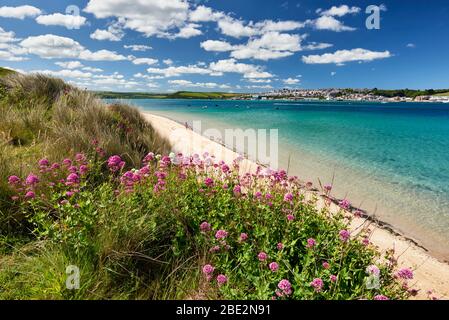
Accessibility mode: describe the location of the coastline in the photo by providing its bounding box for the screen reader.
[142,111,449,300]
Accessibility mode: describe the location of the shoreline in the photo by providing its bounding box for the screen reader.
[141,111,449,300]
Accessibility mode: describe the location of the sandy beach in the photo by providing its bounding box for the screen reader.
[142,111,449,300]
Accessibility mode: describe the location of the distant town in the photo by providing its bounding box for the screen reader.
[236,88,449,103]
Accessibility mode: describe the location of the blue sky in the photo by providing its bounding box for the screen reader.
[0,0,448,92]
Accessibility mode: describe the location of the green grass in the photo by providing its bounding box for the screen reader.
[434,92,449,97]
[0,67,15,77]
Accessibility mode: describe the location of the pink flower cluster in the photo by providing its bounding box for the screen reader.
[339,229,350,242]
[310,278,324,292]
[396,268,414,280]
[277,279,292,296]
[107,155,125,172]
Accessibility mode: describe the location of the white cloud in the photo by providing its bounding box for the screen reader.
[132,58,158,65]
[171,23,202,39]
[331,71,337,76]
[303,42,333,50]
[90,24,124,42]
[247,79,272,83]
[318,5,360,17]
[79,49,127,61]
[84,0,191,38]
[406,43,416,48]
[312,15,356,32]
[201,32,310,61]
[36,13,87,29]
[31,69,93,79]
[20,34,127,61]
[0,5,41,19]
[169,79,230,89]
[82,66,103,73]
[163,59,173,65]
[147,64,211,77]
[124,44,152,51]
[55,61,84,69]
[200,40,234,52]
[302,48,392,65]
[209,59,273,79]
[0,27,18,43]
[189,5,224,22]
[217,18,258,38]
[283,78,300,85]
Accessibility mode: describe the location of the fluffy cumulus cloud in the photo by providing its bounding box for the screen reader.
[283,78,301,85]
[132,58,158,66]
[201,32,329,61]
[55,61,84,69]
[209,59,273,79]
[147,64,212,77]
[84,0,195,39]
[317,5,361,17]
[302,48,392,65]
[312,15,356,32]
[20,34,127,61]
[124,45,152,52]
[31,69,93,79]
[169,79,230,89]
[0,5,41,19]
[0,27,27,61]
[90,23,124,41]
[36,13,87,29]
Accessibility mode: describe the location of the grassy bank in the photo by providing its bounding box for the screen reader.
[0,72,415,300]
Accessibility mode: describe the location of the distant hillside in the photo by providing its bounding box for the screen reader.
[0,67,16,77]
[95,90,242,100]
[371,88,449,98]
[434,92,449,97]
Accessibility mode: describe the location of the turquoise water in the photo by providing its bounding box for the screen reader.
[113,99,449,259]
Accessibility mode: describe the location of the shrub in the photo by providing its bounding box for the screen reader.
[1,152,410,300]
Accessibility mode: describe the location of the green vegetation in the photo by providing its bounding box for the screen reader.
[0,73,414,300]
[0,67,16,77]
[95,90,242,100]
[370,88,449,98]
[434,92,449,97]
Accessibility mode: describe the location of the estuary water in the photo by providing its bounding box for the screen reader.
[111,99,449,260]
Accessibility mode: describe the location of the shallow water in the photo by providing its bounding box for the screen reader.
[109,99,449,259]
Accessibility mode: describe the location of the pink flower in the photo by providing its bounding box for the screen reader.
[209,245,220,253]
[306,238,316,249]
[221,164,230,174]
[217,274,228,285]
[62,158,72,167]
[75,153,86,163]
[51,163,60,170]
[239,233,248,242]
[66,191,74,197]
[339,199,351,210]
[396,268,414,280]
[202,264,215,275]
[8,175,21,185]
[339,229,350,242]
[330,275,337,282]
[11,196,19,201]
[269,262,279,272]
[38,158,49,168]
[143,152,154,163]
[233,185,241,195]
[287,214,295,221]
[277,279,292,295]
[362,237,370,246]
[310,278,324,292]
[324,184,332,192]
[215,229,228,240]
[204,178,214,187]
[277,242,284,250]
[283,193,293,202]
[25,174,39,186]
[108,155,125,172]
[66,173,79,186]
[366,265,380,276]
[322,262,330,269]
[79,165,88,175]
[373,295,389,300]
[24,191,35,199]
[258,252,268,261]
[200,221,211,232]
